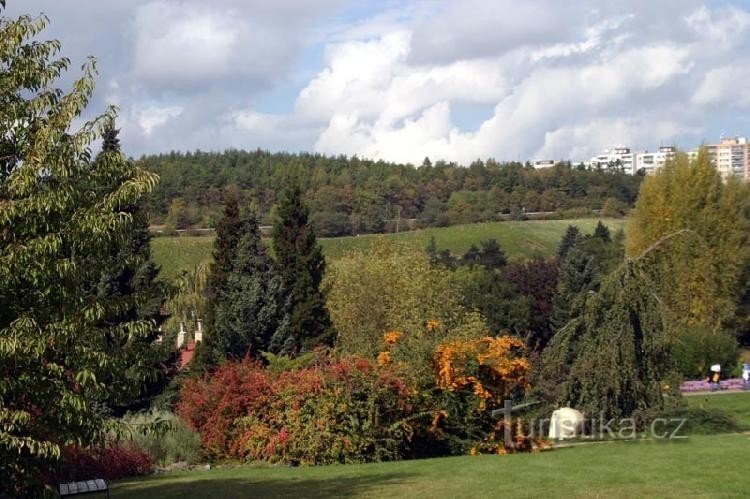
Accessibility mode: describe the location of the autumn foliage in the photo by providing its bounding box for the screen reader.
[176,356,416,464]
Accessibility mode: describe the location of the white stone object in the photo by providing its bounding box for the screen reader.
[548,407,583,440]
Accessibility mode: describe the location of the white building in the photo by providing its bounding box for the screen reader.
[634,146,677,175]
[587,147,636,174]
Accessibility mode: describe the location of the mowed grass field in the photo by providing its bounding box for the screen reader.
[113,433,750,498]
[152,218,627,281]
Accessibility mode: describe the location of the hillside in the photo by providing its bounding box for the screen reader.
[151,217,627,281]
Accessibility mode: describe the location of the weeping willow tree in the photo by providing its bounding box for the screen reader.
[0,9,158,494]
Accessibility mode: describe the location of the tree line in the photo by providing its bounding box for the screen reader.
[140,150,642,236]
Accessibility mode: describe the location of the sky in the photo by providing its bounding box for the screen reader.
[6,0,750,164]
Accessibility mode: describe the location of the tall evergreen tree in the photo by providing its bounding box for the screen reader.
[210,216,289,359]
[207,195,242,300]
[202,195,243,365]
[558,225,582,259]
[272,182,334,353]
[88,122,168,410]
[550,246,599,330]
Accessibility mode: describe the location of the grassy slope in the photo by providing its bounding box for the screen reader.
[113,434,749,498]
[687,392,750,429]
[152,218,627,281]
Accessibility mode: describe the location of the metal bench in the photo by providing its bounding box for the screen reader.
[58,479,109,498]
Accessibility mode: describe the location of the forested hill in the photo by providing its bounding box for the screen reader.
[139,149,643,237]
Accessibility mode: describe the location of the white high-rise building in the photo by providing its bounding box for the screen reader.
[587,147,636,174]
[634,146,677,175]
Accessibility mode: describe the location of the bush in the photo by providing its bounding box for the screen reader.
[673,327,739,379]
[56,444,153,482]
[176,356,417,464]
[121,410,203,466]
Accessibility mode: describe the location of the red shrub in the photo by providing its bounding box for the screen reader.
[176,356,417,464]
[57,444,153,482]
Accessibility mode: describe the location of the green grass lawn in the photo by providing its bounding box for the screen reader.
[687,391,750,429]
[152,218,626,281]
[113,434,750,498]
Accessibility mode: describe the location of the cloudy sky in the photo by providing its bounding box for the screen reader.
[7,0,750,164]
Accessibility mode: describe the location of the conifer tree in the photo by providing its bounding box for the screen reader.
[87,122,168,410]
[558,225,582,259]
[461,244,481,267]
[207,195,242,300]
[478,238,507,270]
[550,246,599,330]
[542,260,672,420]
[210,215,289,359]
[272,182,334,353]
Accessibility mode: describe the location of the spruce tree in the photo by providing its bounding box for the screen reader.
[478,238,507,270]
[550,246,599,330]
[461,244,481,267]
[272,182,334,353]
[558,225,582,259]
[207,195,242,300]
[211,216,289,359]
[88,123,168,410]
[202,195,243,365]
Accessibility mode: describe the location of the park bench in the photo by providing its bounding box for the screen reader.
[58,479,109,498]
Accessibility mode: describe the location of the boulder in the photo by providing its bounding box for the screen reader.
[548,407,583,440]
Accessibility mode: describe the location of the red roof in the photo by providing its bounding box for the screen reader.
[178,342,196,370]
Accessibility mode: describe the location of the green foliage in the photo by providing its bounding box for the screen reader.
[260,351,320,374]
[672,326,739,379]
[120,410,202,466]
[326,239,488,385]
[0,11,159,493]
[541,260,673,420]
[272,182,334,354]
[141,151,643,235]
[557,225,582,258]
[208,215,289,361]
[626,149,750,329]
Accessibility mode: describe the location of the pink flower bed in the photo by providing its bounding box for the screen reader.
[680,378,747,392]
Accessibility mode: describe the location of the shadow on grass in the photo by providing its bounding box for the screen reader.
[112,471,416,499]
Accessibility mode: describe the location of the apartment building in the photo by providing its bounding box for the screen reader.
[713,137,750,180]
[634,146,677,175]
[587,147,636,174]
[574,136,750,180]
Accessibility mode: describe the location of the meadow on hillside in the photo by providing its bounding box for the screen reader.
[151,218,627,281]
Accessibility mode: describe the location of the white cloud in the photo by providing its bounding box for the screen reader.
[8,0,750,160]
[136,105,183,135]
[692,64,750,107]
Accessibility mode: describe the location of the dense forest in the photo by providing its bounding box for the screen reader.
[140,150,643,236]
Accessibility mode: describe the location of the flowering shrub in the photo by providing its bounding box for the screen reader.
[56,444,153,481]
[428,336,534,455]
[435,336,530,409]
[177,356,417,464]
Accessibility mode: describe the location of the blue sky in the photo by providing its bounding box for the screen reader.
[6,0,750,164]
